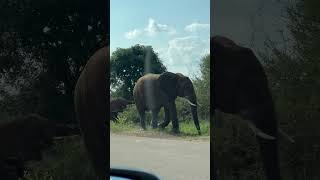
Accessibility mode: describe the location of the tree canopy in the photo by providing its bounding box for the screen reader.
[193,54,210,119]
[0,0,108,122]
[110,44,167,100]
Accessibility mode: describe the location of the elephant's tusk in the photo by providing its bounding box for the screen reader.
[278,128,295,143]
[186,99,197,107]
[247,121,276,140]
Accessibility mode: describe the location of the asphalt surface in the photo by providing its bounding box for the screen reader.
[110,134,210,180]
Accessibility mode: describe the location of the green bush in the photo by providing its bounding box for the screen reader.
[193,54,210,120]
[213,114,265,180]
[116,104,162,125]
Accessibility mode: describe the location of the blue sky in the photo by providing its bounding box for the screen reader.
[111,0,210,77]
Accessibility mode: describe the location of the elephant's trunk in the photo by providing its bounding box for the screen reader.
[255,103,281,180]
[186,95,201,135]
[239,101,281,180]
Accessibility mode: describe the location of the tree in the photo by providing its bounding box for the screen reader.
[110,44,167,100]
[193,54,210,119]
[262,0,320,134]
[259,0,320,178]
[0,0,109,123]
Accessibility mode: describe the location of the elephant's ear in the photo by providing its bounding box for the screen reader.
[159,72,178,100]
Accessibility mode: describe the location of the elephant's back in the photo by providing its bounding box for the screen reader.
[137,73,159,82]
[133,73,161,110]
[134,73,159,93]
[73,46,108,178]
[74,47,108,128]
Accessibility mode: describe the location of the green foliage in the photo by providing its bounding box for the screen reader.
[111,105,140,131]
[113,104,163,126]
[0,0,108,123]
[175,98,193,122]
[116,105,142,124]
[110,44,167,100]
[193,54,210,119]
[179,120,210,136]
[213,114,266,179]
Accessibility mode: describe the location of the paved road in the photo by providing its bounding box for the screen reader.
[110,134,210,180]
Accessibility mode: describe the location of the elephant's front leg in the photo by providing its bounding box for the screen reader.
[159,106,170,129]
[168,101,179,134]
[151,108,160,129]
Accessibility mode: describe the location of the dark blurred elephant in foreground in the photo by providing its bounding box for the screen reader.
[0,113,77,179]
[133,72,201,135]
[74,46,108,180]
[110,97,133,121]
[212,35,294,180]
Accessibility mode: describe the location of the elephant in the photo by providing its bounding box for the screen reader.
[54,123,81,137]
[74,46,108,180]
[212,35,284,180]
[110,97,133,121]
[0,113,59,179]
[133,72,201,135]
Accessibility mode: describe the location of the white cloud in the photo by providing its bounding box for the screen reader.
[184,23,210,32]
[124,18,176,39]
[144,18,176,36]
[157,36,210,77]
[124,29,142,39]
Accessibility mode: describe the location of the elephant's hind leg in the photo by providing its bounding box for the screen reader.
[159,106,170,129]
[139,111,146,130]
[151,108,160,129]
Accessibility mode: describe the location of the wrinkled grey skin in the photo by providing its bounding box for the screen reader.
[74,47,108,180]
[110,97,133,121]
[212,35,280,180]
[133,72,201,135]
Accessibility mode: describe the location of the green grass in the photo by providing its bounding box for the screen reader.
[111,110,210,140]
